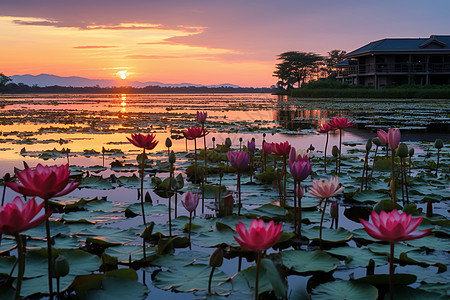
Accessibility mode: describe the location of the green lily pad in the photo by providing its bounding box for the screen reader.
[125,203,169,217]
[80,176,113,190]
[384,286,447,300]
[83,200,127,213]
[357,273,417,286]
[352,190,391,204]
[281,250,340,273]
[367,243,416,258]
[153,264,228,292]
[17,275,75,297]
[103,245,157,263]
[326,246,388,267]
[311,280,378,300]
[0,287,14,300]
[85,275,149,300]
[61,211,124,224]
[26,235,79,250]
[150,250,209,268]
[82,227,137,246]
[399,251,447,272]
[302,226,353,243]
[0,238,16,253]
[418,283,450,297]
[195,227,239,247]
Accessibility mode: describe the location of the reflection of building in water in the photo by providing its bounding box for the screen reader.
[274,106,348,130]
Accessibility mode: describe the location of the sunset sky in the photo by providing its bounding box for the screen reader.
[1,0,449,87]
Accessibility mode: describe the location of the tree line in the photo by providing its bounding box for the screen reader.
[273,50,346,90]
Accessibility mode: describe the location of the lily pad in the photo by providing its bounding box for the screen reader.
[384,286,447,300]
[302,226,353,243]
[103,245,157,263]
[326,246,388,267]
[352,190,391,204]
[85,275,149,300]
[153,264,228,292]
[281,250,340,273]
[311,280,378,300]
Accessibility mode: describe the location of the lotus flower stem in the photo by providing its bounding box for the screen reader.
[436,148,440,176]
[282,155,287,207]
[249,153,253,183]
[369,145,378,181]
[338,130,342,173]
[188,211,192,250]
[14,234,24,300]
[208,266,216,294]
[237,171,241,216]
[389,243,394,300]
[298,184,302,237]
[254,251,262,300]
[293,180,297,234]
[185,137,188,152]
[140,149,147,226]
[390,149,397,204]
[202,125,207,214]
[168,165,173,237]
[324,132,329,173]
[319,198,329,250]
[401,158,409,203]
[44,201,54,300]
[1,177,7,206]
[399,158,405,203]
[361,151,369,191]
[174,192,178,218]
[194,139,198,185]
[56,277,61,300]
[218,175,223,211]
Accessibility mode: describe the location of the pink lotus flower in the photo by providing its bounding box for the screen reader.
[377,129,389,144]
[0,196,52,235]
[272,141,291,157]
[262,142,273,155]
[289,160,311,181]
[7,164,80,200]
[309,176,344,199]
[127,133,158,150]
[387,128,401,150]
[317,123,335,133]
[227,151,249,170]
[247,139,256,153]
[234,219,283,252]
[289,147,311,162]
[329,117,355,129]
[184,127,206,140]
[182,192,199,213]
[359,209,432,243]
[197,111,207,123]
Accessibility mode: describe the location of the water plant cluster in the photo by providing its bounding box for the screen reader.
[0,95,448,300]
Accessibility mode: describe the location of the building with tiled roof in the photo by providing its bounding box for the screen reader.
[336,35,450,88]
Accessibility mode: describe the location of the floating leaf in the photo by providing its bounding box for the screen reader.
[281,250,339,273]
[302,226,353,243]
[311,280,378,300]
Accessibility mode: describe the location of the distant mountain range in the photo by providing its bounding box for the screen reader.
[10,74,242,88]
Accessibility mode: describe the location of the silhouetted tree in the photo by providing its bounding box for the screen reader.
[323,50,347,79]
[273,51,323,88]
[0,73,12,93]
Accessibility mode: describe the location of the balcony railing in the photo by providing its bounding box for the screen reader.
[337,62,450,77]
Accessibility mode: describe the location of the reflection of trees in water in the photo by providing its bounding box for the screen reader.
[274,107,348,130]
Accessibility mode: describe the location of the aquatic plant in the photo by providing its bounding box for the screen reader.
[182,192,199,249]
[197,111,208,214]
[0,196,52,300]
[227,151,249,215]
[7,164,79,300]
[309,176,344,249]
[272,141,291,206]
[317,123,335,173]
[234,219,283,300]
[359,210,433,300]
[328,117,354,173]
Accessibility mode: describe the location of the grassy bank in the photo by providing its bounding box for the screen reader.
[278,81,450,99]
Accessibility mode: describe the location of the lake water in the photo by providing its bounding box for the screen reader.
[0,94,448,299]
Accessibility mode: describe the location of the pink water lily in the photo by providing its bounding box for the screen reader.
[227,151,249,170]
[127,133,158,150]
[272,141,291,157]
[289,160,311,181]
[262,142,273,155]
[309,176,344,199]
[184,127,206,140]
[182,192,199,213]
[359,209,432,243]
[377,129,389,144]
[387,128,401,150]
[247,139,256,153]
[234,219,283,252]
[7,164,80,200]
[317,123,335,133]
[197,111,207,123]
[328,117,355,129]
[0,196,52,235]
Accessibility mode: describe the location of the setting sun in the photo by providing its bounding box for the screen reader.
[117,71,128,80]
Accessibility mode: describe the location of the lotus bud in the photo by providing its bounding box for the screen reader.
[3,173,10,182]
[332,145,339,158]
[169,151,176,164]
[263,133,266,138]
[141,222,155,240]
[396,143,408,158]
[373,201,384,214]
[219,170,224,178]
[209,247,224,267]
[365,139,372,152]
[239,137,243,143]
[212,137,215,142]
[330,201,338,219]
[165,137,172,148]
[372,137,382,147]
[225,138,232,148]
[53,255,70,277]
[434,139,443,149]
[409,148,414,157]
